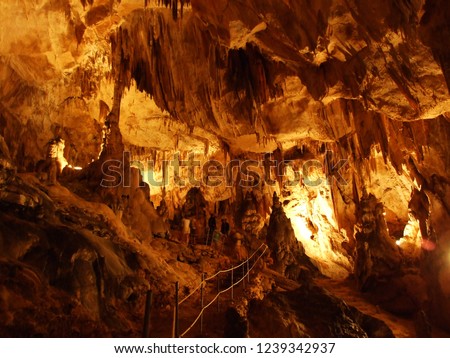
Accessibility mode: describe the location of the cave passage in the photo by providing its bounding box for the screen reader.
[0,0,450,338]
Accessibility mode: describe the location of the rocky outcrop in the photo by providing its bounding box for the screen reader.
[248,283,394,338]
[352,193,432,316]
[0,172,200,337]
[266,194,315,280]
[1,0,450,336]
[354,193,402,291]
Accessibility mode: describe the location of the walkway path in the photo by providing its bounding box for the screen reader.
[149,251,265,338]
[315,277,450,338]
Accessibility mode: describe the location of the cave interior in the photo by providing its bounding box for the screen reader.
[0,0,450,338]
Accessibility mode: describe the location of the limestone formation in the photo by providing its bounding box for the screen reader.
[0,0,450,337]
[266,193,315,280]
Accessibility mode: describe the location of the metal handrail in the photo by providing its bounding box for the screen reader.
[177,244,269,337]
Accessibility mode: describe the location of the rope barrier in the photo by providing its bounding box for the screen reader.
[176,243,269,337]
[178,243,266,304]
[204,242,267,280]
[178,242,267,305]
[179,280,204,305]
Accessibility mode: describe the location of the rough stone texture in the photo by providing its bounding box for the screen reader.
[354,193,402,290]
[266,195,315,280]
[249,283,394,338]
[0,0,450,335]
[0,171,202,337]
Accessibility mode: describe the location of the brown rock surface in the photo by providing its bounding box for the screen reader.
[0,0,450,336]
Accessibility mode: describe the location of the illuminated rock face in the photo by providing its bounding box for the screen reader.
[266,194,315,279]
[1,0,450,335]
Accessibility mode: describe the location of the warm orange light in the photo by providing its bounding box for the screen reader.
[284,189,351,279]
[395,216,422,258]
[68,165,83,171]
[291,215,313,240]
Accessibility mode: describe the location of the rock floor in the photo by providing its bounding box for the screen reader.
[315,277,450,338]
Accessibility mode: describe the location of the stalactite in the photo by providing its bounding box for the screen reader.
[172,0,178,20]
[162,150,167,193]
[204,140,209,157]
[352,172,360,207]
[99,100,110,122]
[386,66,420,114]
[330,181,341,230]
[155,0,190,20]
[222,141,229,164]
[80,0,94,9]
[151,149,156,166]
[273,146,283,189]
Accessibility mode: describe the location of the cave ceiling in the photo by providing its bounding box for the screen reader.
[1,0,449,162]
